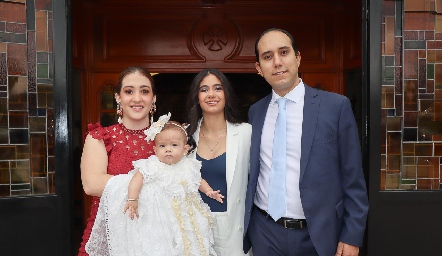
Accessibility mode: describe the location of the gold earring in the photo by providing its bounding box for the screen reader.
[116,102,123,124]
[150,102,157,124]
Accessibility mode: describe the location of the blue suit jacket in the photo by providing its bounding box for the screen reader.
[243,85,369,256]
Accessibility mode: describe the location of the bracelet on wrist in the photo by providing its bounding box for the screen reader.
[127,198,138,201]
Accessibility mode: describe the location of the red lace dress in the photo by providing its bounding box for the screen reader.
[78,123,155,256]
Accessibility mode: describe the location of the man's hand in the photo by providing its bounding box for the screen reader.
[335,241,359,256]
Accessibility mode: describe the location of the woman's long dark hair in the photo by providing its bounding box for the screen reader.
[186,68,241,138]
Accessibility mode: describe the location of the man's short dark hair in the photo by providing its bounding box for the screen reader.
[254,28,299,63]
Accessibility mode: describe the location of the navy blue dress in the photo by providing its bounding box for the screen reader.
[197,153,227,212]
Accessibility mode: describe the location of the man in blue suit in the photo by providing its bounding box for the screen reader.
[243,28,369,256]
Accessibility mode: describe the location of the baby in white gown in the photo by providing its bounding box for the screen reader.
[86,113,223,256]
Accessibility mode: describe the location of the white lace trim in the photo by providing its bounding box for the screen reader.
[86,156,215,256]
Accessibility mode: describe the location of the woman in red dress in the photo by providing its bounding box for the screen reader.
[78,66,157,255]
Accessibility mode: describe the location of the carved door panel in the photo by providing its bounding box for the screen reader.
[73,1,363,253]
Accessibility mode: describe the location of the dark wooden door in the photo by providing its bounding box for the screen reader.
[73,0,358,232]
[71,0,364,253]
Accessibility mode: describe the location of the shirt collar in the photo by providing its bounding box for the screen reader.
[271,78,305,104]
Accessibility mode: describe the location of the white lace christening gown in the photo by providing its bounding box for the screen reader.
[86,156,216,256]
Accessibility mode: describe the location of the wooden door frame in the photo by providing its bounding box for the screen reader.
[71,0,367,254]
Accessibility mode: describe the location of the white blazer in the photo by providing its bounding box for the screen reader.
[189,119,252,256]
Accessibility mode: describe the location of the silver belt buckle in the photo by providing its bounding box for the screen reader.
[284,219,303,229]
[298,220,304,228]
[284,219,292,229]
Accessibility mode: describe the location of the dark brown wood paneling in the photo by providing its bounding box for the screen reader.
[343,0,362,70]
[80,1,344,73]
[80,71,120,224]
[228,14,337,70]
[302,73,341,94]
[73,1,362,241]
[72,0,85,69]
[102,16,203,61]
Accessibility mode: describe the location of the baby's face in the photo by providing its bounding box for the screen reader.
[154,129,189,165]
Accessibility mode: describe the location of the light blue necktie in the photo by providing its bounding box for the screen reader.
[268,97,287,221]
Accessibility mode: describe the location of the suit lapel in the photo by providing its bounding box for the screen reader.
[226,122,238,195]
[300,86,320,182]
[250,95,272,180]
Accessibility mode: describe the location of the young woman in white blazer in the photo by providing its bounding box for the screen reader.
[186,68,252,256]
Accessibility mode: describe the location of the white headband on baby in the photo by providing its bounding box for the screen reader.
[144,112,189,142]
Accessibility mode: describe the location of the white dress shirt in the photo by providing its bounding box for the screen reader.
[254,80,306,219]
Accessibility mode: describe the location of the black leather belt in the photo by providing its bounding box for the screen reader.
[255,206,307,229]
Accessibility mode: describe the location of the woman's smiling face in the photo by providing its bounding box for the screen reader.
[115,71,156,129]
[198,74,226,116]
